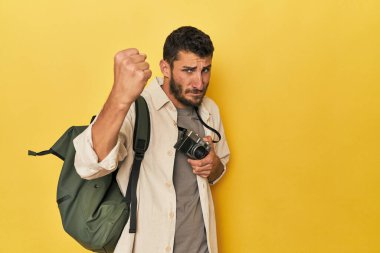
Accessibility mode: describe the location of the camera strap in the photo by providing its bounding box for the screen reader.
[194,107,221,143]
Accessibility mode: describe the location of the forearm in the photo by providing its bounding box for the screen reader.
[79,48,151,164]
[208,158,224,183]
[92,94,132,162]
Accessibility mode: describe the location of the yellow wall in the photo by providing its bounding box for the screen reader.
[1,0,380,252]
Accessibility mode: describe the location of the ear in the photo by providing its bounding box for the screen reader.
[160,60,171,78]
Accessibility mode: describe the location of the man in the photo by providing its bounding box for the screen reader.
[73,26,230,253]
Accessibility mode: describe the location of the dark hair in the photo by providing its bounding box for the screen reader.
[163,26,214,67]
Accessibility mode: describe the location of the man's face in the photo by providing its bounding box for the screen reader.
[168,51,212,107]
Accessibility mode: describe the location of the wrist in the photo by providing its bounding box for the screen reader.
[106,92,134,113]
[208,158,224,183]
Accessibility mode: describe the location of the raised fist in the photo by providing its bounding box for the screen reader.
[110,48,152,105]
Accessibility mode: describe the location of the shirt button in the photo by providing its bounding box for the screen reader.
[169,211,174,219]
[165,245,171,252]
[167,150,174,156]
[165,182,171,188]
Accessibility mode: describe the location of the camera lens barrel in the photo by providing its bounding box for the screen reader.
[193,146,208,160]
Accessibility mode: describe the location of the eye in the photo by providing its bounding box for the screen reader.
[202,68,210,73]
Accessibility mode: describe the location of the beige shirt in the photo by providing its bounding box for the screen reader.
[73,77,230,253]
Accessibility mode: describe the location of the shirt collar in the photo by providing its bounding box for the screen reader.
[147,77,171,111]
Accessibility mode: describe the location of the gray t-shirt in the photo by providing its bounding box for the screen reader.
[173,107,209,253]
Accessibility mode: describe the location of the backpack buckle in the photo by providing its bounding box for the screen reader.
[134,152,144,161]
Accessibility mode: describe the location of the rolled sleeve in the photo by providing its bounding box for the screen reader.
[208,164,227,185]
[73,123,128,180]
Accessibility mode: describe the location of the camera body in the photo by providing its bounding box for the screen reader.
[174,128,210,160]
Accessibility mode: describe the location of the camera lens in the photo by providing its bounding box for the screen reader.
[194,146,208,160]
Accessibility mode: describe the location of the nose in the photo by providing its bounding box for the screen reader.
[192,71,203,90]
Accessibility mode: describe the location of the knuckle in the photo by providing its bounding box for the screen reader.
[114,48,139,62]
[114,51,124,62]
[135,69,145,78]
[124,62,136,72]
[126,48,139,55]
[121,58,131,65]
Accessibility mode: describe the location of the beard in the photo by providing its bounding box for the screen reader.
[169,75,208,107]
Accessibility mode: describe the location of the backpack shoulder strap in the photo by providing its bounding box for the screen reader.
[133,96,151,156]
[127,95,150,233]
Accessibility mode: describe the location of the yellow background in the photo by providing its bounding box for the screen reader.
[1,0,380,252]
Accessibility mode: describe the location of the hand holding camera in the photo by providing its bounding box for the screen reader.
[185,136,222,179]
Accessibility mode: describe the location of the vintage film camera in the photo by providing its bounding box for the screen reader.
[174,127,211,160]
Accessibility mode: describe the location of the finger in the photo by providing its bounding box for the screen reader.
[193,170,211,177]
[203,136,215,150]
[114,48,139,62]
[135,61,150,71]
[187,158,198,166]
[203,136,212,142]
[124,48,139,56]
[129,54,147,63]
[190,153,212,164]
[193,164,212,172]
[143,69,152,81]
[189,153,212,165]
[187,158,205,167]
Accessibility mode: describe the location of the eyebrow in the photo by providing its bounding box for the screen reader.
[181,64,212,70]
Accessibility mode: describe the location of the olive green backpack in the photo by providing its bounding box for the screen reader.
[28,96,150,253]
